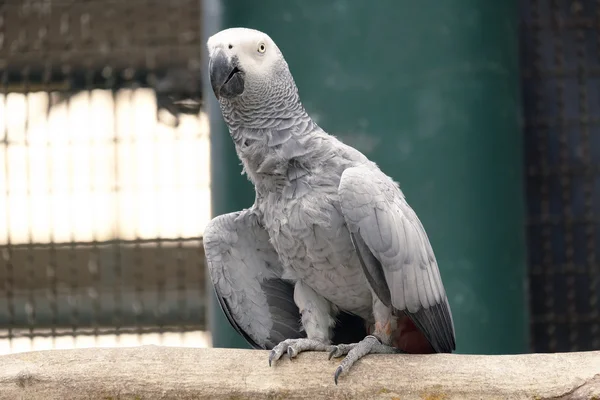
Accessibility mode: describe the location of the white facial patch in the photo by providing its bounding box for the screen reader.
[207,27,272,55]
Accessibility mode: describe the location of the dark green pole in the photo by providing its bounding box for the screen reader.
[203,0,254,349]
[204,0,529,353]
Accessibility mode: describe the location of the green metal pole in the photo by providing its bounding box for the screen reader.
[203,0,253,349]
[204,0,529,353]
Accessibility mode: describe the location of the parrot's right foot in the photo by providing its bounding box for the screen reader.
[269,338,330,366]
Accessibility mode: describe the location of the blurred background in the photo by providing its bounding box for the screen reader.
[0,0,598,356]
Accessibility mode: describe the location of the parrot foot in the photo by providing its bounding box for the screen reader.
[328,335,401,385]
[269,338,330,366]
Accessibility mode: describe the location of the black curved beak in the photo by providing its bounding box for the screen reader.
[209,50,245,99]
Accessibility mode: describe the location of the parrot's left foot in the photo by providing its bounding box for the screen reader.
[328,335,401,385]
[269,338,330,366]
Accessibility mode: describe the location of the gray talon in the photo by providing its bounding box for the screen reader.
[268,350,276,367]
[334,365,343,385]
[328,347,338,360]
[287,346,295,359]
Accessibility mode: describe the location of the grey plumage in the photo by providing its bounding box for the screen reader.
[338,167,455,352]
[203,210,305,349]
[203,27,456,381]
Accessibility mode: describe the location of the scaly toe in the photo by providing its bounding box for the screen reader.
[329,343,355,359]
[269,338,330,367]
[268,341,290,366]
[333,335,394,384]
[268,349,279,367]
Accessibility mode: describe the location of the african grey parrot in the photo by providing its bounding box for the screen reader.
[203,27,456,384]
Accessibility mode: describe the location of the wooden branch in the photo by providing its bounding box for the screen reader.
[0,346,599,399]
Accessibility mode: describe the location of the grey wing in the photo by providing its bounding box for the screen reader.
[203,210,305,349]
[338,166,456,353]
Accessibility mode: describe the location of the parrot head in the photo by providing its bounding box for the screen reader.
[206,27,294,101]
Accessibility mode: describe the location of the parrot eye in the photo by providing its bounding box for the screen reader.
[257,43,266,54]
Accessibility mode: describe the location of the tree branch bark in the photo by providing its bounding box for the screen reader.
[0,345,599,399]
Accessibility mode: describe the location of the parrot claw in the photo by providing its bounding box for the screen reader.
[328,343,353,360]
[268,350,276,367]
[328,347,337,360]
[334,365,343,385]
[268,338,330,366]
[331,335,401,384]
[287,346,296,360]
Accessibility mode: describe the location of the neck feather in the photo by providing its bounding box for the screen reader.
[219,88,326,191]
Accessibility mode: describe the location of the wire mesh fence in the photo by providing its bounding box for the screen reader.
[0,0,210,354]
[521,0,600,352]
